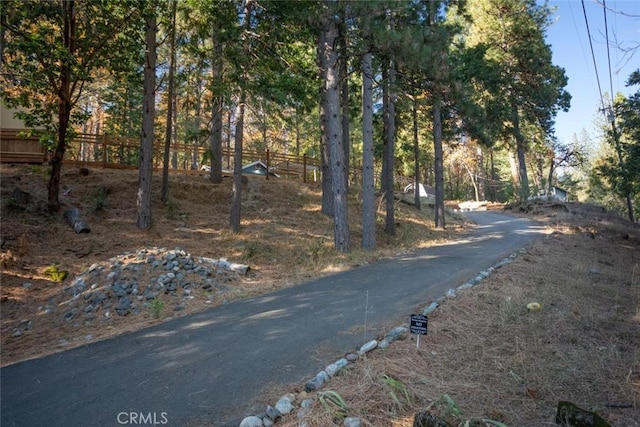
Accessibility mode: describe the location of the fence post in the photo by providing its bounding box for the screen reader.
[102,135,107,168]
[303,154,307,183]
[265,149,270,180]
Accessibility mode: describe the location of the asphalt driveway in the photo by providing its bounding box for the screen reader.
[0,211,546,427]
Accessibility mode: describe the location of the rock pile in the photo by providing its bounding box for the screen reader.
[49,247,247,325]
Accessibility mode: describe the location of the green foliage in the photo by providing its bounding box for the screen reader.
[164,199,181,220]
[318,390,348,420]
[429,393,462,423]
[242,242,259,261]
[427,393,509,426]
[93,186,108,211]
[43,264,68,282]
[381,374,411,412]
[308,238,326,264]
[148,299,164,319]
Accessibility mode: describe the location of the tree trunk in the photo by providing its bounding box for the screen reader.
[339,20,350,188]
[137,8,156,230]
[322,7,349,252]
[230,94,245,232]
[383,58,396,236]
[230,0,251,232]
[512,104,529,199]
[490,148,497,202]
[509,150,519,197]
[476,146,485,201]
[161,0,177,203]
[210,33,223,184]
[137,33,155,222]
[361,51,375,250]
[433,103,445,229]
[412,97,421,210]
[47,0,76,212]
[318,24,333,217]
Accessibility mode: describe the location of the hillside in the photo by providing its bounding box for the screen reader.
[1,164,638,427]
[0,163,463,366]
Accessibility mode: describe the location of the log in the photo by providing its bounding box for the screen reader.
[201,257,250,275]
[64,208,91,233]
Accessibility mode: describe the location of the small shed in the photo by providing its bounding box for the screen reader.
[549,186,568,202]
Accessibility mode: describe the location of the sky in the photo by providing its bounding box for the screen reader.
[543,0,640,147]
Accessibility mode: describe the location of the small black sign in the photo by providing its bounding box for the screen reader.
[410,314,428,335]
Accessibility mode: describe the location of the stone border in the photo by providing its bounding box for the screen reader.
[239,249,525,427]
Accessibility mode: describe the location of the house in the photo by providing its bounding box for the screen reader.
[530,186,569,202]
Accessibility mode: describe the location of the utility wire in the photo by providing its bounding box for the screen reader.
[602,0,616,109]
[581,0,606,112]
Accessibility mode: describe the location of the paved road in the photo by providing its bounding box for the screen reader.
[1,211,545,427]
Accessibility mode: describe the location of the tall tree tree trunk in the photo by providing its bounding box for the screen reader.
[433,103,445,229]
[230,94,245,232]
[512,104,529,199]
[412,97,421,210]
[210,34,223,184]
[47,0,76,212]
[490,148,497,202]
[361,50,375,250]
[321,6,349,252]
[318,24,333,217]
[230,0,251,232]
[339,19,350,188]
[382,58,396,236]
[192,81,203,170]
[161,0,177,203]
[509,150,519,197]
[171,95,178,169]
[137,7,156,229]
[476,146,485,201]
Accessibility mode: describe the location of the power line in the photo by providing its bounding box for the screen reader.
[602,0,616,108]
[580,0,606,112]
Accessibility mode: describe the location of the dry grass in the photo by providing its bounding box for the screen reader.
[0,163,463,366]
[1,165,638,427]
[271,202,640,427]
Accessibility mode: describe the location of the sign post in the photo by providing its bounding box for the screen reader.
[409,314,428,348]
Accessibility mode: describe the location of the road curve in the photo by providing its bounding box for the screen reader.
[0,211,546,427]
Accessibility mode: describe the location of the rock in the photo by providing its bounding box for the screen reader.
[64,308,79,322]
[305,370,329,392]
[115,297,132,315]
[325,358,348,377]
[12,329,22,338]
[358,339,378,355]
[265,405,280,421]
[423,301,439,315]
[19,319,32,330]
[385,326,408,343]
[344,417,361,427]
[556,401,611,427]
[346,353,358,362]
[238,416,263,427]
[275,394,295,415]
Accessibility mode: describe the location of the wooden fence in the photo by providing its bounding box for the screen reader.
[0,129,321,182]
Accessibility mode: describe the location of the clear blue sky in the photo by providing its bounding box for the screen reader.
[544,0,639,146]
